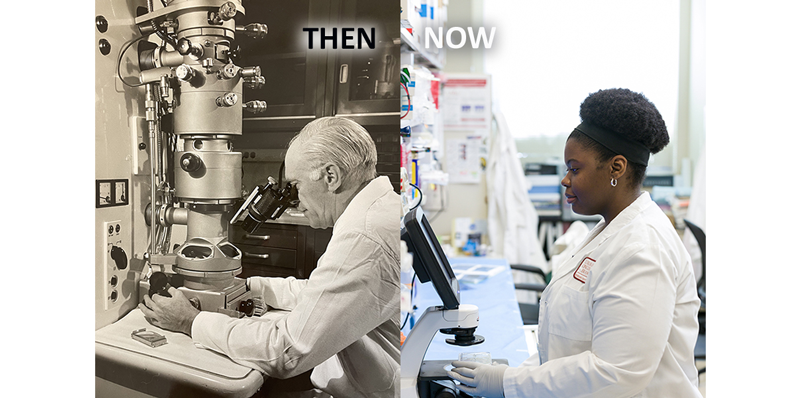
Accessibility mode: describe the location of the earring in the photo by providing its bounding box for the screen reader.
[610,178,617,187]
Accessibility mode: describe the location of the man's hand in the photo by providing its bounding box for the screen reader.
[138,287,200,336]
[447,360,508,398]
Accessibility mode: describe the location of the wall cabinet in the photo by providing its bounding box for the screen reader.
[238,0,400,133]
[238,0,328,122]
[328,0,401,116]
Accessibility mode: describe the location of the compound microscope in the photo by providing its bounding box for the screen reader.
[401,207,506,398]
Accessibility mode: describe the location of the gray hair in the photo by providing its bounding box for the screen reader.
[289,117,378,183]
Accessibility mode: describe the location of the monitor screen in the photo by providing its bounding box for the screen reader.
[401,207,460,309]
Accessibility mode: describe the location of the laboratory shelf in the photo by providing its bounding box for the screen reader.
[400,28,445,70]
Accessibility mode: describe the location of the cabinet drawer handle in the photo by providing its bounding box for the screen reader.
[244,234,271,241]
[244,253,270,259]
[339,64,349,84]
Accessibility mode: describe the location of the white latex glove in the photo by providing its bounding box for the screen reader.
[447,360,508,398]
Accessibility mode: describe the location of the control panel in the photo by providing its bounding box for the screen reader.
[103,220,130,310]
[96,179,129,208]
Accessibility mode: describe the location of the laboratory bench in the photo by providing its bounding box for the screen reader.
[401,256,532,397]
[95,224,331,398]
[95,309,265,398]
[404,257,530,367]
[96,220,332,398]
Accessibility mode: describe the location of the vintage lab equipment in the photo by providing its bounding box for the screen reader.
[401,207,487,398]
[231,177,298,234]
[131,0,269,315]
[96,0,278,395]
[108,0,271,318]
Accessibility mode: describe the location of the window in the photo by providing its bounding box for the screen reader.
[484,0,680,139]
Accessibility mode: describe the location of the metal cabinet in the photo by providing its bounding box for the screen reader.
[231,223,332,279]
[239,0,400,133]
[328,0,401,117]
[238,0,330,124]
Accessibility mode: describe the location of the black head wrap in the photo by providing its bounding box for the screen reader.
[573,122,650,166]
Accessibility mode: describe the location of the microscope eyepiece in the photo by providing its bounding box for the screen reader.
[235,180,299,233]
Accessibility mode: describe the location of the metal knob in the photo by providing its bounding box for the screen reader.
[244,76,266,89]
[189,297,201,310]
[218,63,239,79]
[177,38,203,58]
[216,93,238,107]
[147,272,170,298]
[175,64,195,82]
[210,2,237,24]
[241,66,261,78]
[201,58,215,72]
[96,15,109,33]
[236,23,268,39]
[243,100,267,114]
[180,153,203,172]
[177,38,191,55]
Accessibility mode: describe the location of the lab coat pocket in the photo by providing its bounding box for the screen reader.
[547,286,592,341]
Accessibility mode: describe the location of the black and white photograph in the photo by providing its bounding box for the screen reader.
[94,0,401,397]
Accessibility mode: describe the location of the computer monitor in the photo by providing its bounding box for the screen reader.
[401,207,460,310]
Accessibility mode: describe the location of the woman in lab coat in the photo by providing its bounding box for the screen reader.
[448,88,701,397]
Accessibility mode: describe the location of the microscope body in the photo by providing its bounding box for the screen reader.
[401,304,482,398]
[131,0,272,316]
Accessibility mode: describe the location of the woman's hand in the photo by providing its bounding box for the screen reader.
[447,360,509,398]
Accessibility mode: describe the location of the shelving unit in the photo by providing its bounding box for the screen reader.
[399,3,448,215]
[400,28,445,71]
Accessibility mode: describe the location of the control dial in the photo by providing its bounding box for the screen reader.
[175,64,196,82]
[110,245,128,270]
[180,153,203,172]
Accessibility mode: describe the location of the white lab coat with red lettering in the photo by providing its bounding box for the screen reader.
[503,192,701,397]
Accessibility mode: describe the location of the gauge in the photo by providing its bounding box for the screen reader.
[115,181,127,204]
[98,182,112,205]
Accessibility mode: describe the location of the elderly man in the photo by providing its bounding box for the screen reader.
[139,117,401,398]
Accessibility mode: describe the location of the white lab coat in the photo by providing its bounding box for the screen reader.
[548,220,590,277]
[487,112,548,270]
[191,176,401,398]
[503,192,701,397]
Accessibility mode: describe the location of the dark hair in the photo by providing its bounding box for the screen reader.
[570,88,669,187]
